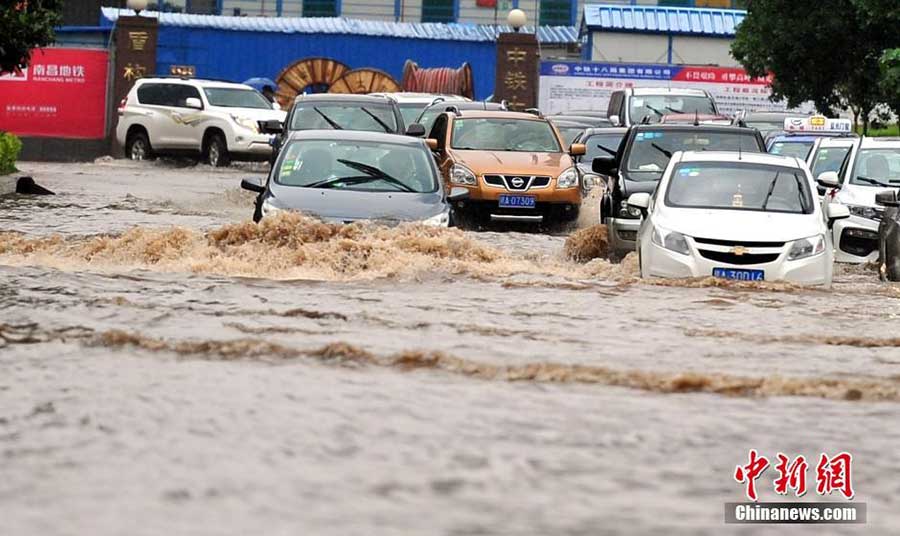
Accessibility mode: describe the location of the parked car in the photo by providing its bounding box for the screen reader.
[632,151,849,287]
[426,109,586,226]
[592,124,766,260]
[369,92,469,128]
[240,130,467,225]
[606,87,718,127]
[875,189,900,281]
[733,110,812,139]
[819,137,900,263]
[413,101,507,133]
[658,114,732,125]
[116,77,286,166]
[767,116,855,160]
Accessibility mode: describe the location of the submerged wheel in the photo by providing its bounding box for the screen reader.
[125,131,153,161]
[205,133,230,167]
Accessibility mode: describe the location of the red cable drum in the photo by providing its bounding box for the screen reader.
[401,60,474,99]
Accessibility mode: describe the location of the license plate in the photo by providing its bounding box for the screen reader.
[498,194,535,208]
[713,268,765,281]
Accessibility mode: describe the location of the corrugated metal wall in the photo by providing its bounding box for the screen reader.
[155,26,499,98]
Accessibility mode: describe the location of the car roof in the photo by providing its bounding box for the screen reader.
[549,119,592,128]
[677,151,804,168]
[370,92,469,104]
[136,77,252,90]
[455,110,546,120]
[284,129,425,146]
[817,137,858,147]
[293,93,394,104]
[581,127,628,136]
[770,135,822,143]
[859,137,900,148]
[629,87,708,96]
[421,101,505,112]
[632,124,757,134]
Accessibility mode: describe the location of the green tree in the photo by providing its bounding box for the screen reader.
[0,0,63,75]
[731,0,896,134]
[880,48,900,135]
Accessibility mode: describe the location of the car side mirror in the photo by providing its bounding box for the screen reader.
[826,203,850,221]
[592,155,616,176]
[609,114,620,126]
[627,192,651,218]
[569,143,586,156]
[259,119,283,134]
[448,186,469,202]
[272,102,281,110]
[241,178,265,193]
[875,190,900,207]
[425,138,439,151]
[406,123,426,137]
[184,97,202,110]
[816,171,840,188]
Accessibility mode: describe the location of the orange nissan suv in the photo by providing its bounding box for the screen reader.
[425,109,586,225]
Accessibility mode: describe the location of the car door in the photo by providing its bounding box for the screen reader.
[134,83,176,149]
[166,84,206,148]
[428,113,453,185]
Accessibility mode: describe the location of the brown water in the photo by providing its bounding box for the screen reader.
[2,160,899,535]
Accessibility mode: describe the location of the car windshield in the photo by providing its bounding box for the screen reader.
[289,104,398,133]
[203,88,272,109]
[451,118,561,152]
[274,139,436,193]
[398,104,425,127]
[556,126,586,147]
[810,145,852,177]
[769,140,814,159]
[849,148,900,187]
[583,132,625,160]
[629,95,715,124]
[666,162,813,214]
[625,130,761,179]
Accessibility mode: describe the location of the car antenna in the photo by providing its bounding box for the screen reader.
[738,130,743,160]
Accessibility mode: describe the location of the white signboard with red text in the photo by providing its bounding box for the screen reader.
[538,61,814,117]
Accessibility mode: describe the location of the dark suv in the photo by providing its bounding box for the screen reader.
[592,124,767,260]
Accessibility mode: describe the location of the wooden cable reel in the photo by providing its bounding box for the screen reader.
[274,57,351,108]
[401,60,474,99]
[328,68,402,94]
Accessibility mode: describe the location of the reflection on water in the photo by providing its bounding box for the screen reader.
[2,161,900,535]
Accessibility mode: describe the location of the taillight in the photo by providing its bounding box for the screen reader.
[117,97,127,115]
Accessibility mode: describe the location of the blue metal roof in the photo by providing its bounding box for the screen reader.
[582,4,745,38]
[99,8,578,44]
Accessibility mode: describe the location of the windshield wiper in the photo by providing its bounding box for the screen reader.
[304,175,409,191]
[650,143,672,158]
[856,175,893,187]
[761,171,781,211]
[335,159,416,192]
[645,104,665,118]
[596,144,617,156]
[665,106,684,114]
[313,107,343,130]
[360,107,392,133]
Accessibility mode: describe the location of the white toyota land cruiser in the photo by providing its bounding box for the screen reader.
[116,77,286,166]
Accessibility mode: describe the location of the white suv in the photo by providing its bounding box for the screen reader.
[116,78,286,166]
[606,87,718,127]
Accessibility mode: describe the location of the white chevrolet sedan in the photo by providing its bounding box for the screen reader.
[630,151,850,287]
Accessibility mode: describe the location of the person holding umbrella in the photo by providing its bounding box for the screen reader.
[243,77,279,109]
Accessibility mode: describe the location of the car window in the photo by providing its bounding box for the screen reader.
[451,118,561,152]
[810,146,851,177]
[849,148,900,187]
[625,130,762,179]
[769,140,813,159]
[398,104,425,127]
[170,85,201,108]
[274,139,437,193]
[583,132,625,160]
[666,162,813,214]
[429,114,448,150]
[204,88,271,109]
[629,95,715,124]
[137,83,172,106]
[556,126,586,147]
[288,104,398,133]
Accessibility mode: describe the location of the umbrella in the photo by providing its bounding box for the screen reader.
[242,77,277,91]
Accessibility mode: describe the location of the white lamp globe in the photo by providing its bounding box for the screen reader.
[127,0,149,14]
[507,9,527,32]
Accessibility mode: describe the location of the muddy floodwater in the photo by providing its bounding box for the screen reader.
[2,160,899,535]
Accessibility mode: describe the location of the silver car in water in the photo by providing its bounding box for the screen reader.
[241,130,467,225]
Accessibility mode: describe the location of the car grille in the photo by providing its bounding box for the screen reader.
[698,250,780,265]
[482,175,551,191]
[840,228,878,257]
[693,237,786,248]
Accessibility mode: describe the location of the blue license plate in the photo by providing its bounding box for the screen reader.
[713,268,764,281]
[498,194,535,208]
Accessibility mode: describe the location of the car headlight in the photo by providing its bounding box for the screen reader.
[618,199,642,218]
[231,115,259,133]
[581,173,601,191]
[847,204,879,221]
[450,163,477,186]
[557,167,579,189]
[787,234,826,261]
[421,209,451,227]
[651,225,691,256]
[261,196,284,217]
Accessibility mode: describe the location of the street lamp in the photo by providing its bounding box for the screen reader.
[127,0,148,15]
[507,9,526,33]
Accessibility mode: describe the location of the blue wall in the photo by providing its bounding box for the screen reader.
[156,27,498,99]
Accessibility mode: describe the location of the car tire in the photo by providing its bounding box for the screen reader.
[885,239,900,282]
[125,131,153,161]
[205,133,230,167]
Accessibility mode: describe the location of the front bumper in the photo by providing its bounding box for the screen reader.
[230,132,276,156]
[833,215,879,263]
[641,240,832,287]
[607,217,642,255]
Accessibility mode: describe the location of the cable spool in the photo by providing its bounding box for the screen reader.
[401,60,474,99]
[328,68,402,94]
[274,57,351,108]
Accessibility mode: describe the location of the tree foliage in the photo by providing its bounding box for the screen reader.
[0,0,63,75]
[731,0,900,133]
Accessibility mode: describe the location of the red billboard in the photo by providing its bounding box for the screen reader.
[0,48,109,139]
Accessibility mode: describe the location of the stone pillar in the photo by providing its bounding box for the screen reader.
[111,15,158,153]
[493,32,539,111]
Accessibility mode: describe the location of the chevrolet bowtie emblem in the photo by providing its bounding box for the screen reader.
[732,246,747,256]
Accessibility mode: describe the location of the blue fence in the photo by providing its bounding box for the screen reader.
[156,26,499,98]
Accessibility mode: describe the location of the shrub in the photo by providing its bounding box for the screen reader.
[0,132,23,175]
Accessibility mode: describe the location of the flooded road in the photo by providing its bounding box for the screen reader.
[2,160,899,535]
